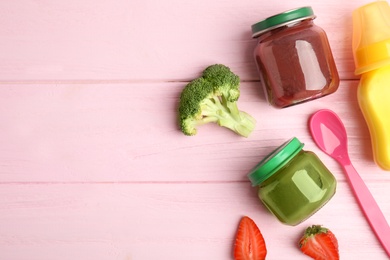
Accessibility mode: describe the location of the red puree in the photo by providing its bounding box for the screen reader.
[251,7,339,108]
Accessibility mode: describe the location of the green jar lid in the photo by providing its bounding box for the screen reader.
[248,137,304,186]
[251,7,316,38]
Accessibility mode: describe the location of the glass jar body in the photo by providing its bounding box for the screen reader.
[257,150,336,226]
[254,20,339,108]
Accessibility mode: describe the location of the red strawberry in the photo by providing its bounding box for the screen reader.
[233,216,267,260]
[299,225,339,260]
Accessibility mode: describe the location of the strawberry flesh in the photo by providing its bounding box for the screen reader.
[234,216,267,260]
[299,225,339,260]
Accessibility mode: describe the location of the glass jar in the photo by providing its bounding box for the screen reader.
[251,7,340,108]
[247,137,337,226]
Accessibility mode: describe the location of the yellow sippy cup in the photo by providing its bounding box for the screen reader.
[352,0,390,170]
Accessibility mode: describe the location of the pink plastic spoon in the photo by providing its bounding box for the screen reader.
[309,109,390,256]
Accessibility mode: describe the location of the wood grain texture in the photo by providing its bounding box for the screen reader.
[1,0,390,259]
[0,182,389,259]
[0,0,370,82]
[1,81,389,183]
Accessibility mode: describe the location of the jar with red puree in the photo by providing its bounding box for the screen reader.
[251,7,339,108]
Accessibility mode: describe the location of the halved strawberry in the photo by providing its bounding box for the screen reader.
[299,225,339,260]
[233,216,267,260]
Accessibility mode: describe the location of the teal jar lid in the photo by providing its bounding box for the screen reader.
[251,7,316,38]
[248,137,304,186]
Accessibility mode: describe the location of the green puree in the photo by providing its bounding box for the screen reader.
[259,151,336,226]
[248,137,336,226]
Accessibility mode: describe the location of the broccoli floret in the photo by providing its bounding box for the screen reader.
[178,64,256,137]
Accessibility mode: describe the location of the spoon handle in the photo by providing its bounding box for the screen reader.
[343,163,390,256]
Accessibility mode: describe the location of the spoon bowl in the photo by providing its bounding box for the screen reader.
[309,109,349,163]
[309,109,390,256]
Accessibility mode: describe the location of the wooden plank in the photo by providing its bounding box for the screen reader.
[0,182,389,259]
[1,81,389,182]
[0,0,368,82]
[2,0,390,258]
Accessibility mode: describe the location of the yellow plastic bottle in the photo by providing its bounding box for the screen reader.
[352,1,390,170]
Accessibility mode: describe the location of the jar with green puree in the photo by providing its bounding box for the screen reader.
[248,137,336,226]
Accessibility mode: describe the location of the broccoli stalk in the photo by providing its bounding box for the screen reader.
[178,64,256,137]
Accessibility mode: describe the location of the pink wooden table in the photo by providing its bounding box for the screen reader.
[1,0,389,259]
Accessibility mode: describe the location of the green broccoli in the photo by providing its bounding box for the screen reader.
[178,64,256,137]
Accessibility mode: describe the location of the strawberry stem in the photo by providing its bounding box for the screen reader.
[305,225,329,236]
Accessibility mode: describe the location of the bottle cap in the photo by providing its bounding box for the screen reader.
[251,7,316,38]
[353,1,390,75]
[247,137,304,186]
